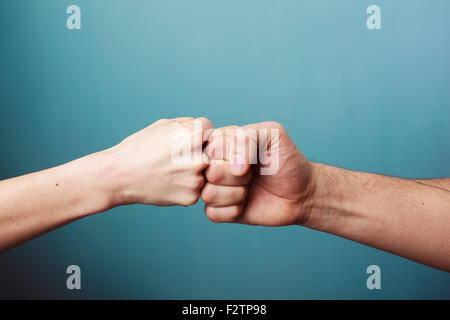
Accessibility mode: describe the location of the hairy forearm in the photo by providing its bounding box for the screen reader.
[303,163,450,272]
[413,178,450,192]
[0,150,118,252]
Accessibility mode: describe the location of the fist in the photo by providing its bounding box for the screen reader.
[109,117,214,207]
[202,121,314,226]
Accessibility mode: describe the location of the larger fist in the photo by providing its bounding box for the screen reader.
[202,122,314,226]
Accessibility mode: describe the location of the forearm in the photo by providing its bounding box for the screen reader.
[303,163,450,272]
[413,178,450,192]
[0,149,118,252]
[0,117,211,253]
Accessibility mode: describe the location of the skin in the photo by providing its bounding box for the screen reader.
[1,117,448,272]
[0,117,214,252]
[202,122,450,272]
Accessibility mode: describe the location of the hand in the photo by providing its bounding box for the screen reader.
[107,117,214,207]
[201,121,315,226]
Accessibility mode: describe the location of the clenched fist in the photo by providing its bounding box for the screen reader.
[202,121,315,226]
[109,117,214,207]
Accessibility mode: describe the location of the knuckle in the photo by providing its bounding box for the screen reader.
[154,118,169,125]
[206,166,223,184]
[229,205,242,220]
[201,184,216,204]
[196,116,211,124]
[175,117,194,126]
[178,117,194,121]
[193,176,205,190]
[265,121,283,130]
[236,186,248,200]
[228,205,241,221]
[226,125,240,131]
[180,192,200,207]
[205,207,221,223]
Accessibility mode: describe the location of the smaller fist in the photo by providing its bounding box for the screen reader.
[109,117,214,207]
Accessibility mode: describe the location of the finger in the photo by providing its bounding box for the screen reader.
[194,117,215,165]
[204,161,252,186]
[201,183,247,207]
[204,204,244,223]
[240,121,286,150]
[176,117,214,142]
[151,118,171,127]
[174,117,214,167]
[205,126,238,161]
[206,126,258,177]
[195,117,215,143]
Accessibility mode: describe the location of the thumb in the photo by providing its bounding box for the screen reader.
[228,127,258,177]
[229,121,286,176]
[229,153,251,176]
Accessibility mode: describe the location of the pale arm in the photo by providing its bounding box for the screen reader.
[0,151,117,252]
[0,117,212,253]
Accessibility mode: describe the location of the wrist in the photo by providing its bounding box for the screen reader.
[299,162,368,236]
[295,161,319,227]
[92,146,136,208]
[75,148,124,212]
[97,145,165,207]
[296,162,343,230]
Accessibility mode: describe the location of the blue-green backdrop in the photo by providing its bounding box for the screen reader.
[0,0,449,299]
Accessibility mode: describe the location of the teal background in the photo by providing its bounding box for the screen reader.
[0,0,449,299]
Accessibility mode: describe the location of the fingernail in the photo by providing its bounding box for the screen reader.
[230,154,246,175]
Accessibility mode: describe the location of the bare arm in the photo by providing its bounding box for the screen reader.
[303,164,450,271]
[0,117,212,252]
[0,151,116,252]
[201,122,450,272]
[413,178,450,192]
